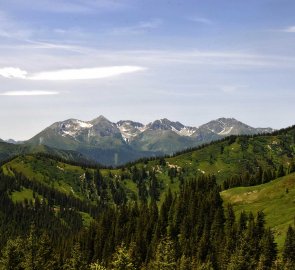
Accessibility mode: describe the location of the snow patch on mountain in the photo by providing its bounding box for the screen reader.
[76,120,93,129]
[172,126,196,136]
[59,119,93,138]
[116,121,145,142]
[117,125,138,142]
[218,126,233,135]
[43,116,274,145]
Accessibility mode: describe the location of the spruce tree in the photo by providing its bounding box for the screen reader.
[283,226,295,267]
[111,243,135,270]
[64,242,88,270]
[0,237,24,270]
[34,232,58,270]
[152,236,176,270]
[22,225,38,270]
[257,229,277,270]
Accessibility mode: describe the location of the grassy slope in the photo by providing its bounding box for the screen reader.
[1,127,294,246]
[4,155,90,199]
[221,173,295,251]
[2,128,295,202]
[168,133,295,183]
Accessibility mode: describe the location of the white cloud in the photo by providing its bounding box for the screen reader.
[0,91,59,96]
[0,66,146,81]
[283,26,295,32]
[0,67,28,79]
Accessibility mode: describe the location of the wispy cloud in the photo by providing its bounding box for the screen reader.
[97,50,292,68]
[0,66,146,80]
[188,17,214,25]
[283,25,295,32]
[0,91,59,96]
[111,19,162,35]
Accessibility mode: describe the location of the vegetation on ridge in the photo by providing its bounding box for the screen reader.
[0,125,294,269]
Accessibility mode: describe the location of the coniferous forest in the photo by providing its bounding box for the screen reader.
[1,0,295,268]
[0,127,295,269]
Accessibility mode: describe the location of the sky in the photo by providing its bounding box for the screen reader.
[0,0,295,140]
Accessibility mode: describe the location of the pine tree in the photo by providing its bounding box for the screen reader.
[152,236,176,270]
[111,243,135,270]
[283,226,295,267]
[0,237,25,270]
[89,262,107,270]
[22,224,38,270]
[178,255,190,270]
[34,232,58,270]
[64,242,88,270]
[257,229,277,270]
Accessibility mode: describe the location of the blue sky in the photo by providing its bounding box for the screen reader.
[0,0,294,140]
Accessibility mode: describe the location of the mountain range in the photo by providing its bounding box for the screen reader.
[2,116,274,165]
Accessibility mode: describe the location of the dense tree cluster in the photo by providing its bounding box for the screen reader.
[1,171,293,269]
[0,126,294,269]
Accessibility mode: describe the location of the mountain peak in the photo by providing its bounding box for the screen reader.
[199,117,273,136]
[90,115,111,125]
[25,116,275,165]
[117,120,144,128]
[216,117,237,121]
[148,118,182,130]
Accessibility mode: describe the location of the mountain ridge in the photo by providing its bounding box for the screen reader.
[3,116,275,165]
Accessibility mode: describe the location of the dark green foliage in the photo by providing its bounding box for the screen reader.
[63,243,87,270]
[0,173,283,270]
[151,236,176,270]
[283,226,295,266]
[0,237,24,270]
[111,243,135,270]
[0,126,294,269]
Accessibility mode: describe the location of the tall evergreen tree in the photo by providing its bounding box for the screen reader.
[283,226,295,268]
[63,243,87,270]
[151,236,176,270]
[0,237,24,270]
[257,229,277,270]
[111,243,135,270]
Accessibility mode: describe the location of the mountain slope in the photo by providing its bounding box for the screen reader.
[221,172,295,250]
[27,116,155,165]
[0,125,294,255]
[167,126,295,184]
[2,125,294,202]
[198,117,273,136]
[0,141,93,164]
[24,116,274,165]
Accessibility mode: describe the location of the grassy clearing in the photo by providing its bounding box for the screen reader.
[221,173,295,251]
[11,188,35,203]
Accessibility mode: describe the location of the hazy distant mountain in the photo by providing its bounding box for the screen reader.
[4,139,23,144]
[27,116,159,165]
[23,116,273,165]
[0,141,92,164]
[198,118,273,136]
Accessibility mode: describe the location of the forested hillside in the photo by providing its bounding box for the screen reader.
[0,126,294,269]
